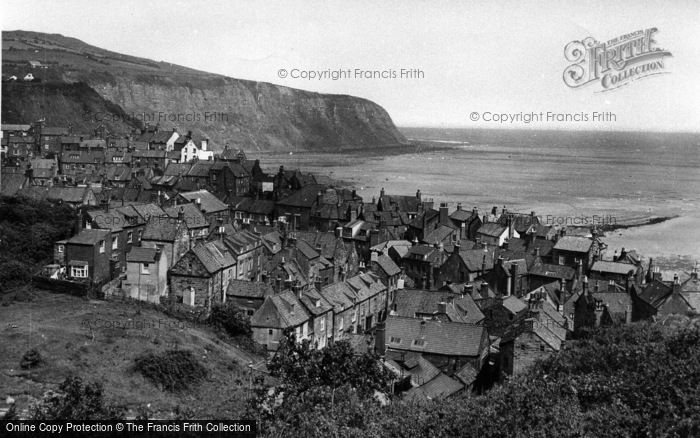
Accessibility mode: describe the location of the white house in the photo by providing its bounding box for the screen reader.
[23,73,34,81]
[180,138,214,162]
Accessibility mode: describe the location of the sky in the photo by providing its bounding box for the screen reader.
[2,0,699,132]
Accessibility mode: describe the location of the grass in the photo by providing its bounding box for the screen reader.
[0,290,267,419]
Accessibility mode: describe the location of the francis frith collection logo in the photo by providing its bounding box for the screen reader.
[563,28,672,92]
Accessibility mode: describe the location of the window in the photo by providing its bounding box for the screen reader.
[338,317,344,332]
[141,263,150,274]
[413,339,426,347]
[127,232,133,243]
[390,336,402,344]
[99,240,105,253]
[71,266,88,278]
[138,230,143,240]
[352,308,357,323]
[112,237,118,250]
[57,245,64,253]
[320,318,325,331]
[540,344,545,351]
[268,329,273,335]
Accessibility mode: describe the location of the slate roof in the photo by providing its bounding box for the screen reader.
[459,248,496,272]
[126,247,158,263]
[554,236,592,253]
[141,216,182,241]
[277,184,325,208]
[47,186,90,204]
[226,279,274,299]
[296,239,320,260]
[67,229,110,245]
[191,241,236,274]
[591,261,638,276]
[393,289,484,324]
[502,296,527,314]
[422,224,457,244]
[592,292,632,321]
[251,290,310,329]
[374,254,401,276]
[385,316,486,357]
[164,203,208,230]
[450,208,478,222]
[529,261,576,280]
[477,223,507,237]
[179,190,228,213]
[1,124,31,131]
[418,373,464,399]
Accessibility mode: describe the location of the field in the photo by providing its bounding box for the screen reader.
[0,290,265,419]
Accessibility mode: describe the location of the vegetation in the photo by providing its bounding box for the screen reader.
[251,321,700,437]
[0,195,76,292]
[19,348,43,369]
[208,303,252,336]
[31,376,123,420]
[134,349,208,392]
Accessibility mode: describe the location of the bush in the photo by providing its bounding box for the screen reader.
[32,376,122,420]
[20,348,43,369]
[208,303,251,337]
[134,350,207,392]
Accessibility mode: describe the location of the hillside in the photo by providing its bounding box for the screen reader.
[2,81,143,136]
[2,30,407,151]
[0,290,263,419]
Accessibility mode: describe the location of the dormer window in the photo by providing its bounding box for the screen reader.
[413,339,426,347]
[390,336,402,344]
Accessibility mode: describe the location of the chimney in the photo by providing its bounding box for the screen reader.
[216,218,224,240]
[275,276,282,293]
[453,239,461,254]
[608,279,616,292]
[101,198,109,213]
[673,273,680,285]
[510,262,518,297]
[314,277,322,291]
[534,247,540,257]
[335,226,342,238]
[692,265,698,280]
[412,237,418,247]
[195,198,202,210]
[456,202,462,211]
[437,302,447,314]
[439,202,449,226]
[380,187,386,198]
[583,275,589,294]
[416,189,422,201]
[464,283,474,296]
[480,282,489,299]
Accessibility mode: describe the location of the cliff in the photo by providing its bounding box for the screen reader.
[2,30,407,151]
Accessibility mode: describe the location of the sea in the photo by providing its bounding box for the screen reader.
[255,128,700,271]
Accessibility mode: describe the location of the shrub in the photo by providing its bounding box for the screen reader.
[208,303,251,337]
[134,350,207,392]
[31,376,122,420]
[20,348,43,369]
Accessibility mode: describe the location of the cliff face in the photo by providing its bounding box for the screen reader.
[2,31,407,151]
[1,81,143,135]
[92,76,405,151]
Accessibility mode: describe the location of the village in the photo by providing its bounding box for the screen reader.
[1,119,699,402]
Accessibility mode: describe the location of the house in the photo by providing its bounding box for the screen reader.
[476,222,519,247]
[46,186,98,207]
[140,215,190,268]
[276,184,327,230]
[480,295,528,337]
[499,294,567,375]
[1,124,32,137]
[552,234,602,271]
[169,241,236,310]
[60,150,105,177]
[177,189,230,225]
[132,149,167,170]
[226,279,275,316]
[589,260,640,287]
[28,158,58,186]
[229,196,276,226]
[122,247,168,303]
[435,244,497,286]
[390,288,485,325]
[383,316,490,376]
[64,229,113,285]
[179,137,214,162]
[164,203,209,241]
[370,253,402,302]
[218,229,265,281]
[574,282,633,329]
[251,290,311,351]
[298,287,335,349]
[84,202,145,271]
[449,204,482,240]
[376,188,429,220]
[320,273,389,338]
[632,270,700,319]
[5,136,36,159]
